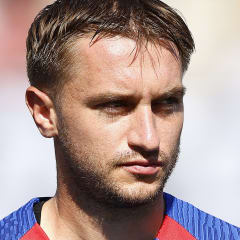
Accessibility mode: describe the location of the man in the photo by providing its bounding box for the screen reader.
[0,0,239,239]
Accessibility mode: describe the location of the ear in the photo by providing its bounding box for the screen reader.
[26,86,58,138]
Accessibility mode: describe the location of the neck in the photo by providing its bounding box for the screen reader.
[41,185,165,240]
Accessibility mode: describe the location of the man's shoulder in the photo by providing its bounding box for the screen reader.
[163,192,240,239]
[0,198,40,239]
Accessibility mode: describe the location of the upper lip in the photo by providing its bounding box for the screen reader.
[119,160,162,167]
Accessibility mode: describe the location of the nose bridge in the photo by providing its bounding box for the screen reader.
[128,105,160,151]
[140,106,156,141]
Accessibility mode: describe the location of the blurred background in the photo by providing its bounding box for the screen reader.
[0,0,239,227]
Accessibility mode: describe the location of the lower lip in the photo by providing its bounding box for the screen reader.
[123,165,160,175]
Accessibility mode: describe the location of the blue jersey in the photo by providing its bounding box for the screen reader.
[1,193,239,239]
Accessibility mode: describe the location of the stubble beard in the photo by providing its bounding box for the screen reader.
[56,125,180,211]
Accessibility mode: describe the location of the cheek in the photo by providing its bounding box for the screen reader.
[63,112,124,153]
[158,114,183,150]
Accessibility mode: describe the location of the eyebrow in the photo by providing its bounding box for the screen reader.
[84,93,132,107]
[157,86,186,99]
[85,86,186,105]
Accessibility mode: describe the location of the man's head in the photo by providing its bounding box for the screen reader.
[26,0,194,208]
[26,0,194,100]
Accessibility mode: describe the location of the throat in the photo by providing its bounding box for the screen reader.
[39,191,165,240]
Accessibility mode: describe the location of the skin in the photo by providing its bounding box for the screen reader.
[26,36,184,240]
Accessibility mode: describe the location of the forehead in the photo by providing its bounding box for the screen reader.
[65,36,182,97]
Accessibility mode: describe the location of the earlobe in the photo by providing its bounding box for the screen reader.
[25,86,58,138]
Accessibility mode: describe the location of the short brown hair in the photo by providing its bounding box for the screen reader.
[26,0,195,98]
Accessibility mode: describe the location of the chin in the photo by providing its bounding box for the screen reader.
[95,181,164,209]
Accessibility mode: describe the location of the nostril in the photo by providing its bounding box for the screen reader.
[141,149,159,160]
[129,145,159,161]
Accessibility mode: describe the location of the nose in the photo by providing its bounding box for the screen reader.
[127,106,160,152]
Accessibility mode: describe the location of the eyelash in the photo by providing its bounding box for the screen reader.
[98,97,182,117]
[152,97,183,116]
[98,101,128,114]
[100,100,126,108]
[160,97,180,106]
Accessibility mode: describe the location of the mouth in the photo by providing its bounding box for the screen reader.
[119,161,163,176]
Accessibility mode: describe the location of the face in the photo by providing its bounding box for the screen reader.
[56,37,184,208]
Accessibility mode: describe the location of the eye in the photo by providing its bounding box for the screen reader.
[101,100,126,108]
[162,97,180,105]
[152,97,182,114]
[98,100,129,115]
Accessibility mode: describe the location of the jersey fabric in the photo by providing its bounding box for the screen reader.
[1,193,239,240]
